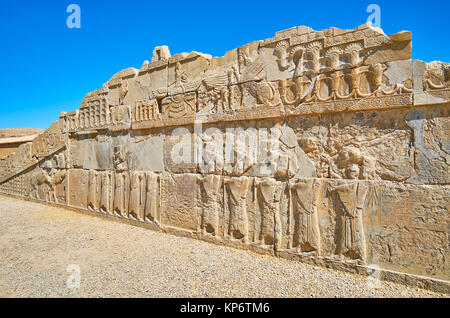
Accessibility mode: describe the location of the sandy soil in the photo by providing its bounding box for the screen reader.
[0,195,446,298]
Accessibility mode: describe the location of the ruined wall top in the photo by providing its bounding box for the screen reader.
[57,22,450,134]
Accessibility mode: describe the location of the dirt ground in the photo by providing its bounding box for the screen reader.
[0,195,446,298]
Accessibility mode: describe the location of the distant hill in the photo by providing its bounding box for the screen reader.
[0,128,43,139]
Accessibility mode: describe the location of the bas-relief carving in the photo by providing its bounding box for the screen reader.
[58,24,417,131]
[87,169,100,212]
[329,146,376,180]
[162,92,196,121]
[26,167,68,204]
[331,182,368,263]
[113,171,129,217]
[423,61,450,96]
[0,173,28,197]
[128,171,146,221]
[100,171,113,214]
[288,179,321,254]
[133,100,161,123]
[405,109,450,184]
[224,176,250,242]
[113,145,131,171]
[199,174,222,236]
[256,178,283,249]
[144,172,160,224]
[1,24,449,287]
[161,174,200,231]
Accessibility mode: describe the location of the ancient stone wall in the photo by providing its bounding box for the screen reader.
[1,23,448,291]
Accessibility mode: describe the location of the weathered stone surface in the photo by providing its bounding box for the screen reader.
[1,23,449,291]
[161,174,200,231]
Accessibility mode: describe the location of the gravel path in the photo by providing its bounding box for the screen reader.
[0,195,446,298]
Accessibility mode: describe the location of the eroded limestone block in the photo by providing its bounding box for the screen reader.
[161,174,200,231]
[68,169,88,209]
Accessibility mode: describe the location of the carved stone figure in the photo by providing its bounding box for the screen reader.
[246,81,282,108]
[30,169,54,202]
[199,175,222,236]
[331,181,368,263]
[51,170,67,204]
[256,178,283,249]
[144,172,160,223]
[224,176,250,242]
[100,171,112,214]
[128,171,145,220]
[87,169,99,211]
[113,172,128,217]
[274,40,291,71]
[288,179,321,254]
[113,146,128,171]
[329,146,376,180]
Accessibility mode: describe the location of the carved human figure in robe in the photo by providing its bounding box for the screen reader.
[224,177,250,242]
[128,172,145,220]
[87,169,99,211]
[100,171,112,214]
[113,172,128,217]
[144,172,160,223]
[331,164,368,263]
[168,62,188,93]
[288,179,321,255]
[199,175,222,236]
[256,178,283,249]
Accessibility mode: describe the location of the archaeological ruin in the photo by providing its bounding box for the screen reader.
[0,23,448,292]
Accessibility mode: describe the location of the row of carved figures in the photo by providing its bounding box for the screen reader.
[86,170,160,223]
[82,171,373,262]
[0,167,373,263]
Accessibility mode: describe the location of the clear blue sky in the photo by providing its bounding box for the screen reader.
[0,0,448,129]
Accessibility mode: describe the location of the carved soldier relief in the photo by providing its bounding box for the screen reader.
[288,179,321,255]
[224,177,250,242]
[87,169,100,212]
[199,175,222,237]
[100,171,113,214]
[144,172,160,224]
[256,178,283,250]
[113,172,129,217]
[128,171,146,220]
[331,182,368,263]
